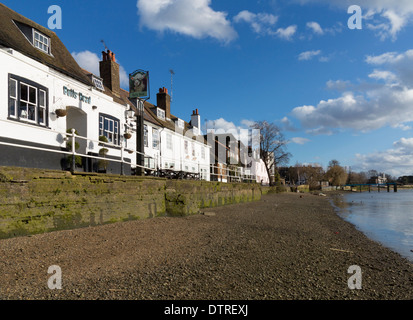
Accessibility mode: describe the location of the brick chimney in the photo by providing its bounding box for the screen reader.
[157,87,171,119]
[191,109,201,129]
[99,50,120,97]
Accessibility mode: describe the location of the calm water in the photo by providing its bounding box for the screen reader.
[331,189,413,262]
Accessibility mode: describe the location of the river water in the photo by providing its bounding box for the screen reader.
[331,188,413,262]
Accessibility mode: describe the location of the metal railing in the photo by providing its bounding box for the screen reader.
[210,164,256,183]
[0,119,153,175]
[0,119,259,183]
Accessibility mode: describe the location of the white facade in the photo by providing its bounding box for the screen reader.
[0,46,135,172]
[143,118,211,181]
[0,3,262,183]
[252,158,270,185]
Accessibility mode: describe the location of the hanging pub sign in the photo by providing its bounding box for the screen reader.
[129,70,149,99]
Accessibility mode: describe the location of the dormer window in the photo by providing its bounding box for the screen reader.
[157,108,165,120]
[33,30,50,54]
[176,119,184,129]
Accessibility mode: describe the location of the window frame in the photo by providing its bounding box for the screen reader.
[157,108,165,120]
[33,30,50,54]
[152,128,160,150]
[8,74,49,127]
[99,113,120,146]
[144,124,148,148]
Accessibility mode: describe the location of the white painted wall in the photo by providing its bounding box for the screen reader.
[143,120,211,180]
[0,47,134,165]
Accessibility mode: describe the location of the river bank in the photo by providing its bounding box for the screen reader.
[0,192,411,300]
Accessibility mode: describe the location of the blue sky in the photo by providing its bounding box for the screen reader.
[4,0,413,177]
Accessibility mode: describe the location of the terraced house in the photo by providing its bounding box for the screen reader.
[0,3,265,183]
[0,4,137,175]
[142,89,211,181]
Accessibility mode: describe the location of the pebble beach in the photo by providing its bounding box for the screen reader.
[0,192,411,300]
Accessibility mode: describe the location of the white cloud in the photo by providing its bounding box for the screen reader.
[365,52,404,65]
[233,10,297,41]
[291,137,311,145]
[366,49,413,86]
[368,69,397,82]
[273,25,297,40]
[205,118,256,145]
[292,89,413,134]
[72,50,100,76]
[354,137,413,177]
[206,118,256,136]
[291,49,413,134]
[295,0,413,40]
[392,124,412,131]
[136,0,237,43]
[280,117,298,131]
[240,119,256,127]
[72,51,129,89]
[233,10,278,35]
[306,21,324,35]
[298,50,321,61]
[326,80,352,91]
[234,10,278,34]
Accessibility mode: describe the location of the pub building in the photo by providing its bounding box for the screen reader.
[0,3,137,174]
[0,3,266,183]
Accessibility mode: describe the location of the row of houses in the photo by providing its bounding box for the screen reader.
[0,4,270,185]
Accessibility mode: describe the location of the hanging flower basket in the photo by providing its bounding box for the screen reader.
[55,109,67,117]
[124,132,132,139]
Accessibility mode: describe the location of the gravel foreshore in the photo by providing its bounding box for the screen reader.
[0,192,412,300]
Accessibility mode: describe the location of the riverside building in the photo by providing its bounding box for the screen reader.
[0,4,136,174]
[0,3,264,183]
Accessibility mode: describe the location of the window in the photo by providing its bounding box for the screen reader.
[99,114,120,145]
[33,30,50,54]
[9,75,48,126]
[201,147,206,160]
[144,125,148,147]
[166,133,173,150]
[157,108,165,120]
[9,79,17,118]
[184,141,189,154]
[176,119,184,129]
[152,128,159,150]
[38,89,46,125]
[192,142,196,157]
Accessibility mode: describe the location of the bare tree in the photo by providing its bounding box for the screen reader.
[252,121,291,185]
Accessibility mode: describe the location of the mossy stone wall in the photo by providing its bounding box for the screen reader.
[0,167,262,239]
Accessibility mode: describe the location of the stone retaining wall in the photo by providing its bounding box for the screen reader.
[0,167,262,239]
